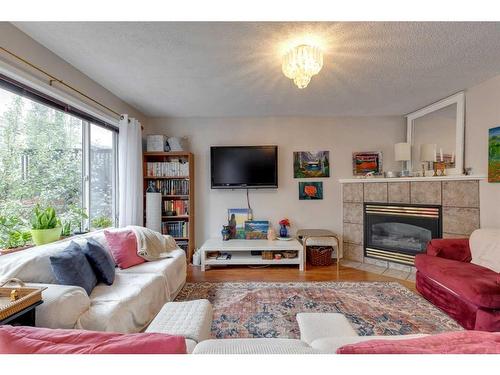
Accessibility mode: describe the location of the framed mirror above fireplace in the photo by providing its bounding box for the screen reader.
[406,92,465,175]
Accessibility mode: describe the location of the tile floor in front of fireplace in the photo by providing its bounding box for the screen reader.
[341,259,417,282]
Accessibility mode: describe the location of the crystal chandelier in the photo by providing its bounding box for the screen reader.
[282,44,323,89]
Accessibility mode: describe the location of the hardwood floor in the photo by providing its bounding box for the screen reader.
[187,263,416,291]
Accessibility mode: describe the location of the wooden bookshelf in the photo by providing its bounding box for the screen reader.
[143,152,195,262]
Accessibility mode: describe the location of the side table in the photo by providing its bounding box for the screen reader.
[297,229,341,273]
[0,300,43,326]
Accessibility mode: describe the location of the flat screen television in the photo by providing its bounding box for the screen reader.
[210,145,278,189]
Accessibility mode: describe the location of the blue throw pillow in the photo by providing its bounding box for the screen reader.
[82,238,116,285]
[49,241,97,295]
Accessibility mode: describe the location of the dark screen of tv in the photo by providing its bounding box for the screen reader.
[211,146,278,189]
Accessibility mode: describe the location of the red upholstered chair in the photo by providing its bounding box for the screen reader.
[415,233,500,332]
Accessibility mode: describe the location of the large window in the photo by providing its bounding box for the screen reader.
[0,78,117,232]
[89,124,116,230]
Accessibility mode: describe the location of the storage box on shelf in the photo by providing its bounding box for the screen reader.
[143,152,195,262]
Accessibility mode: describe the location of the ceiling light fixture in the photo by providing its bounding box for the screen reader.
[282,44,323,89]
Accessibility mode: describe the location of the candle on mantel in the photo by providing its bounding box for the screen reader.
[440,148,444,162]
[451,152,455,163]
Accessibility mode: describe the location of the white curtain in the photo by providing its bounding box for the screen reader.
[118,114,143,227]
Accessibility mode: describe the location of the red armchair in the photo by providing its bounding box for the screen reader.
[415,238,500,332]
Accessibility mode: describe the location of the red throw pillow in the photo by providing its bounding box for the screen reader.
[104,230,145,269]
[337,331,500,354]
[0,325,187,354]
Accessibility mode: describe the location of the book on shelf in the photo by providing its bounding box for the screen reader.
[161,221,188,238]
[146,159,189,177]
[163,200,189,216]
[149,179,189,195]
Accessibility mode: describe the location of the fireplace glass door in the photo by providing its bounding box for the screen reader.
[364,204,442,265]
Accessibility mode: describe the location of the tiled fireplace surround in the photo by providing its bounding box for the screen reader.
[342,179,481,280]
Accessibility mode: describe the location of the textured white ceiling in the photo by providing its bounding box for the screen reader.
[12,22,500,118]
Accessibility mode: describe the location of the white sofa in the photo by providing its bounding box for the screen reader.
[0,230,187,333]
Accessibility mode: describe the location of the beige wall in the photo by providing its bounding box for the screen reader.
[147,116,405,245]
[0,22,147,124]
[465,74,500,229]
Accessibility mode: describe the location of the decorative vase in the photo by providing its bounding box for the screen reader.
[279,225,288,238]
[30,226,62,246]
[221,225,231,241]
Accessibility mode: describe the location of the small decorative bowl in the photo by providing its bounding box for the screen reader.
[384,171,400,178]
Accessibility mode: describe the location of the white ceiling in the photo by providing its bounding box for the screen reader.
[13,22,500,118]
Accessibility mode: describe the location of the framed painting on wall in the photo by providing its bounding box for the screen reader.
[352,151,383,176]
[298,182,323,200]
[293,151,330,178]
[489,126,500,182]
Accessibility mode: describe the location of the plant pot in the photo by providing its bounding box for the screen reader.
[30,227,62,246]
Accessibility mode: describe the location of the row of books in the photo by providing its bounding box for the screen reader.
[161,221,188,238]
[163,200,189,216]
[146,160,189,177]
[149,179,189,195]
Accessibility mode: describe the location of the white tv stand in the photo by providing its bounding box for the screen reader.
[199,238,304,271]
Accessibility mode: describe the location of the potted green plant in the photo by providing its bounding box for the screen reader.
[30,205,62,246]
[61,205,89,236]
[91,215,113,230]
[0,215,32,251]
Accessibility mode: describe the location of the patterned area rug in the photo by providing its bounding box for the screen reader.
[175,281,462,339]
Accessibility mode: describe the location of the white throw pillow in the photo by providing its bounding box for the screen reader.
[469,229,500,273]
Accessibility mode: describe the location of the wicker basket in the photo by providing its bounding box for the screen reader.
[0,278,46,321]
[262,251,273,260]
[307,246,333,266]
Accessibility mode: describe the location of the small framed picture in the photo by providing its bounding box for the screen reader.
[244,220,269,240]
[299,182,323,200]
[352,151,383,176]
[293,151,330,178]
[488,126,500,182]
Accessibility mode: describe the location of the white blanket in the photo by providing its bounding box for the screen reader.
[128,225,178,261]
[469,228,500,273]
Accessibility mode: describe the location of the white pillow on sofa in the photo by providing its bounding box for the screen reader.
[469,229,500,273]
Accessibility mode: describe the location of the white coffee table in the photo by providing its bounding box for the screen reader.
[199,238,304,271]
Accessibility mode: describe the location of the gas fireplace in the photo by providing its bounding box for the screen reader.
[364,203,442,265]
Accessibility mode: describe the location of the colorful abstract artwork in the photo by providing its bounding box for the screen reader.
[299,181,323,200]
[293,151,330,178]
[489,126,500,182]
[227,208,252,239]
[352,151,383,176]
[244,221,269,240]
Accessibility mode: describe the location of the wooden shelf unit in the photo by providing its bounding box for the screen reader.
[143,152,195,262]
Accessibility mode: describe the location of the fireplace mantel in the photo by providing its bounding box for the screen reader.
[339,175,485,184]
